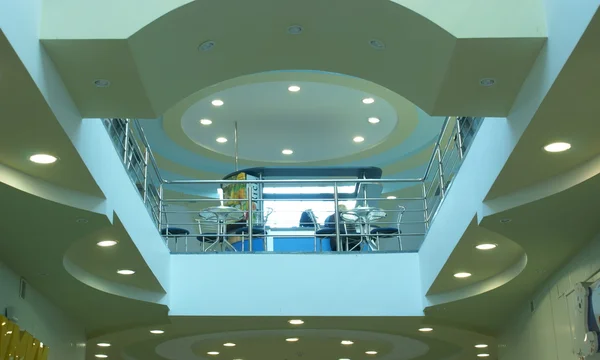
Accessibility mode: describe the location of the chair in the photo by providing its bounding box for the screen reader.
[299,209,319,229]
[370,206,406,251]
[195,218,220,252]
[318,212,361,251]
[160,227,190,252]
[232,226,266,251]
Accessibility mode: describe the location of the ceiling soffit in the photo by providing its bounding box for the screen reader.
[41,0,546,118]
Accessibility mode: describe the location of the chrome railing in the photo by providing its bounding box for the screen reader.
[101,116,482,254]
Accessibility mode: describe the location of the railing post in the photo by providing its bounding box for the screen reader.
[123,120,130,166]
[422,181,429,230]
[333,182,341,252]
[455,117,464,159]
[158,184,164,234]
[247,183,253,251]
[143,148,149,204]
[436,146,446,198]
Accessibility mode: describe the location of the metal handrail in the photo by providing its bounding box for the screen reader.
[101,115,483,254]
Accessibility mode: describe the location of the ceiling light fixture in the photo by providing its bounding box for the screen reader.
[97,343,111,347]
[223,343,236,347]
[93,79,110,88]
[369,39,385,50]
[216,137,228,143]
[76,218,89,224]
[117,269,135,275]
[387,196,396,199]
[477,354,490,358]
[286,338,299,342]
[200,119,213,125]
[288,319,304,325]
[475,344,488,349]
[418,327,433,332]
[150,329,164,334]
[544,142,571,153]
[479,78,496,87]
[287,25,303,35]
[29,154,57,164]
[282,149,294,155]
[475,244,497,250]
[341,340,354,345]
[288,85,301,92]
[207,351,219,355]
[500,218,512,223]
[365,351,378,355]
[368,117,380,124]
[211,99,224,107]
[95,355,108,359]
[353,136,365,143]
[97,240,118,247]
[454,272,472,278]
[362,97,375,104]
[198,40,216,52]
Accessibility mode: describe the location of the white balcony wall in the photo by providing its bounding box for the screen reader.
[169,253,422,316]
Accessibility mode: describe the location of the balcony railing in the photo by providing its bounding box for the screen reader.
[102,116,482,254]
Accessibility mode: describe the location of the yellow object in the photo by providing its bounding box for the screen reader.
[0,315,48,360]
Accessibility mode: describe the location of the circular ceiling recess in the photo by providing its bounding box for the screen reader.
[180,80,398,163]
[154,329,429,360]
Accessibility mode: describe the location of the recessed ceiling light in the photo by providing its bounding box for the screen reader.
[454,272,472,278]
[418,327,433,332]
[223,343,236,347]
[150,329,164,334]
[207,351,219,355]
[387,196,396,199]
[216,137,228,143]
[353,136,365,143]
[29,154,57,164]
[287,25,303,34]
[93,79,110,88]
[95,355,108,359]
[544,142,571,152]
[282,149,294,155]
[475,244,497,250]
[500,218,512,223]
[211,99,224,107]
[200,119,213,125]
[365,351,378,355]
[341,340,354,345]
[286,338,299,342]
[479,78,496,87]
[97,240,118,247]
[368,117,380,124]
[76,218,89,224]
[199,40,216,52]
[97,343,111,347]
[117,269,135,275]
[362,97,375,104]
[477,354,490,358]
[475,344,488,348]
[288,319,304,325]
[369,39,385,50]
[339,358,351,360]
[288,85,301,92]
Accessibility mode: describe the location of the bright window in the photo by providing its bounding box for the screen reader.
[262,185,357,228]
[264,200,356,228]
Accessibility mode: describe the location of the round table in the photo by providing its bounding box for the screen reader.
[199,206,245,251]
[342,206,387,251]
